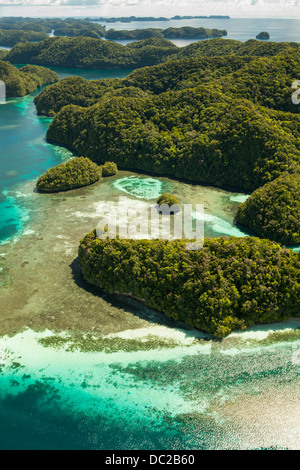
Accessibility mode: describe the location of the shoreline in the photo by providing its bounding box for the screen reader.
[0,177,298,339]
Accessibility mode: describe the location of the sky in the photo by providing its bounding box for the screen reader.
[0,0,300,19]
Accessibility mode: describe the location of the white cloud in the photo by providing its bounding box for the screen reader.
[0,0,300,17]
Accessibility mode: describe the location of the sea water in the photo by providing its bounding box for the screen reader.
[92,17,300,45]
[0,67,253,245]
[0,55,299,450]
[0,324,299,450]
[0,69,130,244]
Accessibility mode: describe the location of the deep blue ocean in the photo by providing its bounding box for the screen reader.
[0,19,300,450]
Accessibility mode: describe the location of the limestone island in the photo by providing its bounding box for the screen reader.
[30,36,300,338]
[0,60,58,98]
[101,161,118,177]
[36,157,102,193]
[78,234,300,338]
[236,172,300,245]
[36,158,119,192]
[256,32,270,40]
[156,193,181,214]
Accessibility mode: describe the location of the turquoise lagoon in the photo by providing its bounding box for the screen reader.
[0,66,253,246]
[0,324,299,450]
[0,68,130,244]
[0,66,299,450]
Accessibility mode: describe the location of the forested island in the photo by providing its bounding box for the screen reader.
[86,16,170,23]
[0,17,107,43]
[157,193,181,210]
[33,38,300,250]
[0,17,94,32]
[4,32,297,337]
[0,17,227,44]
[86,15,230,22]
[236,172,300,245]
[105,26,227,40]
[5,36,174,69]
[6,36,300,70]
[0,60,58,97]
[0,29,48,47]
[0,17,105,35]
[79,234,300,338]
[53,23,106,39]
[36,157,102,192]
[256,31,270,40]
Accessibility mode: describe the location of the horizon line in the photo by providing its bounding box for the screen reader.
[1,15,300,20]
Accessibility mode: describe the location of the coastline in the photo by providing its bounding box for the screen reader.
[0,318,299,449]
[1,26,300,448]
[0,173,298,339]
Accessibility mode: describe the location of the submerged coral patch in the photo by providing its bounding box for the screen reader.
[113,176,163,200]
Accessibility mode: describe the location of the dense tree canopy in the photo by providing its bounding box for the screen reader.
[0,29,48,47]
[256,32,270,40]
[34,76,123,115]
[0,17,226,43]
[6,36,300,70]
[157,193,181,211]
[105,26,227,40]
[26,32,300,331]
[45,83,300,192]
[36,40,300,244]
[79,233,300,337]
[6,37,138,69]
[34,50,300,114]
[0,50,8,60]
[36,157,102,192]
[53,23,106,39]
[0,17,106,37]
[236,172,300,245]
[0,60,58,97]
[101,161,118,177]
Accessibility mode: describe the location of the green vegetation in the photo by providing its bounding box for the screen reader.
[36,157,102,192]
[157,193,181,211]
[0,17,226,44]
[105,26,227,40]
[0,29,48,47]
[105,28,165,40]
[36,39,300,244]
[125,38,180,67]
[53,23,106,39]
[0,17,52,33]
[163,26,227,38]
[4,35,184,69]
[34,42,300,113]
[127,38,177,49]
[236,173,300,245]
[78,233,300,337]
[6,37,137,69]
[6,37,300,70]
[256,32,270,40]
[0,50,8,60]
[0,60,58,97]
[24,32,300,333]
[0,17,106,36]
[38,331,185,353]
[45,70,300,192]
[34,76,123,115]
[33,55,250,114]
[101,161,118,177]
